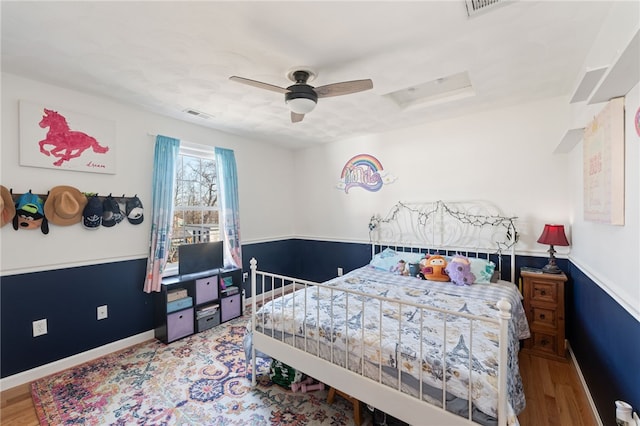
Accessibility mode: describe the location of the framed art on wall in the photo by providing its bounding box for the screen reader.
[583,97,625,225]
[19,101,116,174]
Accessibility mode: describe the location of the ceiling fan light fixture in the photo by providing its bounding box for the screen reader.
[285,83,318,114]
[286,97,317,114]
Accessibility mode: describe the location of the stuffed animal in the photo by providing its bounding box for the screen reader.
[12,191,48,234]
[390,259,408,275]
[419,254,449,282]
[445,255,476,286]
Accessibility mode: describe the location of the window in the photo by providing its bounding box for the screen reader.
[168,143,219,266]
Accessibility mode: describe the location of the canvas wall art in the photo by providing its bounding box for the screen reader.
[19,101,116,174]
[583,97,625,225]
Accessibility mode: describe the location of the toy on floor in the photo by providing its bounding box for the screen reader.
[291,377,325,393]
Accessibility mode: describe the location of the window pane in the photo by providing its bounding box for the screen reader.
[169,148,219,267]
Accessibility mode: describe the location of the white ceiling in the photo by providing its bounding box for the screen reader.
[1,1,615,150]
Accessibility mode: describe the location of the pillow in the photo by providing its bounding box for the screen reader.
[467,257,496,284]
[370,248,424,272]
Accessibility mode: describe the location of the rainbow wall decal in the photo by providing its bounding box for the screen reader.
[337,154,395,193]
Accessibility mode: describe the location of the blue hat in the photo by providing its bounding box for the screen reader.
[83,196,103,229]
[13,191,48,234]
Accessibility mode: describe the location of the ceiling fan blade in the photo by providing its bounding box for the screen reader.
[291,112,305,123]
[229,76,289,94]
[314,79,373,98]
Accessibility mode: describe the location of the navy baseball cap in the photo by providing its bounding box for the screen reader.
[83,196,103,229]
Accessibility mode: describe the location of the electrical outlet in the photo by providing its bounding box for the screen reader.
[97,305,108,320]
[242,272,248,282]
[337,267,343,276]
[33,319,47,337]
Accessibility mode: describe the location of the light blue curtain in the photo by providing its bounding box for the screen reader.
[215,147,242,269]
[144,135,181,293]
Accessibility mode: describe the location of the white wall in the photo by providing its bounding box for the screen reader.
[564,1,640,320]
[0,73,296,275]
[568,83,639,320]
[293,96,572,257]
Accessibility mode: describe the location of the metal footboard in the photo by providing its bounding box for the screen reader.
[249,258,511,426]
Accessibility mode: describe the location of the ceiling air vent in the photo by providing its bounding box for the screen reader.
[464,0,508,17]
[183,108,213,120]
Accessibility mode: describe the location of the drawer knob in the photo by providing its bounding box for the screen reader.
[541,338,549,346]
[540,290,546,296]
[539,314,546,320]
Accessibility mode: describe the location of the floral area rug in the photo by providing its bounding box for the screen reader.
[31,315,359,425]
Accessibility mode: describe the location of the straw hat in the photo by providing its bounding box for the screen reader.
[43,186,87,226]
[0,185,16,227]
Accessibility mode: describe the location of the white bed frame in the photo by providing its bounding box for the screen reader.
[250,201,519,426]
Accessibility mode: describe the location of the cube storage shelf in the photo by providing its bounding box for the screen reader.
[154,267,243,344]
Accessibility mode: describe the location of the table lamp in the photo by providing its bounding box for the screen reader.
[537,224,569,274]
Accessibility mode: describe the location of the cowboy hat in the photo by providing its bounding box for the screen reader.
[44,185,87,226]
[0,185,16,227]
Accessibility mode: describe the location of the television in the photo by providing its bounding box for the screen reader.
[178,241,224,276]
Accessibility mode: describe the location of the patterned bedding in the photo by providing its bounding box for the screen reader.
[253,266,530,423]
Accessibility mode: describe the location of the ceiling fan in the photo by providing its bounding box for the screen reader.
[229,69,373,123]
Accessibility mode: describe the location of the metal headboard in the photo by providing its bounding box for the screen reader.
[368,200,519,282]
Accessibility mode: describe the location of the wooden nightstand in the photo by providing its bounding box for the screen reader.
[521,270,568,361]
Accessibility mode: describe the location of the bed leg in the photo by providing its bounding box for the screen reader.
[327,387,362,426]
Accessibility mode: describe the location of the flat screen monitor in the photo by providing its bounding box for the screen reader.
[178,241,224,276]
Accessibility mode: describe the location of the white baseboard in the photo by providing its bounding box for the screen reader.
[0,330,155,391]
[567,341,603,426]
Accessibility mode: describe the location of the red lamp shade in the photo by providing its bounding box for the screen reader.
[537,224,570,247]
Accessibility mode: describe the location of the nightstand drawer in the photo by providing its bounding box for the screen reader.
[530,330,558,355]
[530,281,557,304]
[530,306,557,328]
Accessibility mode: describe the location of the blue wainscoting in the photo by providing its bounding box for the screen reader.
[568,264,640,425]
[241,239,371,294]
[1,259,152,378]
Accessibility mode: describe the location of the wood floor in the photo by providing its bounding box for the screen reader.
[517,350,598,426]
[0,350,598,425]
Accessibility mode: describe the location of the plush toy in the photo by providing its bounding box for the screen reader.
[419,254,449,282]
[390,259,408,275]
[12,191,48,234]
[445,255,476,286]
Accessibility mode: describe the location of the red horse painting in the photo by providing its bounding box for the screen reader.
[38,109,109,166]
